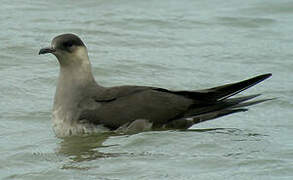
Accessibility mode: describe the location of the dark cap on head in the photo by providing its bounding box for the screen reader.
[53,33,85,48]
[39,33,85,55]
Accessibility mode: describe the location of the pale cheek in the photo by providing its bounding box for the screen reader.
[74,47,88,57]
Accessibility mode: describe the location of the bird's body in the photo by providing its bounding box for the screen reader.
[39,34,272,137]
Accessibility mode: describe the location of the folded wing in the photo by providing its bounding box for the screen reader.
[79,74,272,130]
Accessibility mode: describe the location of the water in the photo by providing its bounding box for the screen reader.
[0,0,292,179]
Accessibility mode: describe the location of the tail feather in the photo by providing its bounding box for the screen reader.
[185,94,263,116]
[163,74,273,130]
[232,98,275,108]
[166,96,273,130]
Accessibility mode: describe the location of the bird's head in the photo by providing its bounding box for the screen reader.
[39,33,89,67]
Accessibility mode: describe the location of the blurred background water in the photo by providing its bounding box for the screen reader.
[0,0,292,179]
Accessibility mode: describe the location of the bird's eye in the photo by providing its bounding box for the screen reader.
[63,41,73,47]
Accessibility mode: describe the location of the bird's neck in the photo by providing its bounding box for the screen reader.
[54,54,98,109]
[52,58,100,130]
[60,60,95,86]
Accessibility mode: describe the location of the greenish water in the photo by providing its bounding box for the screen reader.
[0,0,293,179]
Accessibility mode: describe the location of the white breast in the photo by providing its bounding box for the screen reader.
[52,106,109,137]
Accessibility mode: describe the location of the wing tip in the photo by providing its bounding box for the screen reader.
[258,73,272,81]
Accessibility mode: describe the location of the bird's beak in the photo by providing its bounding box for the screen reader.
[38,47,56,55]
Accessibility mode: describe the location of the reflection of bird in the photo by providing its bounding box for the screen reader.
[58,133,119,163]
[39,33,272,137]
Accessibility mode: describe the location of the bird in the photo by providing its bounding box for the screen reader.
[39,33,272,137]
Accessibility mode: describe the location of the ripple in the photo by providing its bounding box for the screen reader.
[216,17,276,28]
